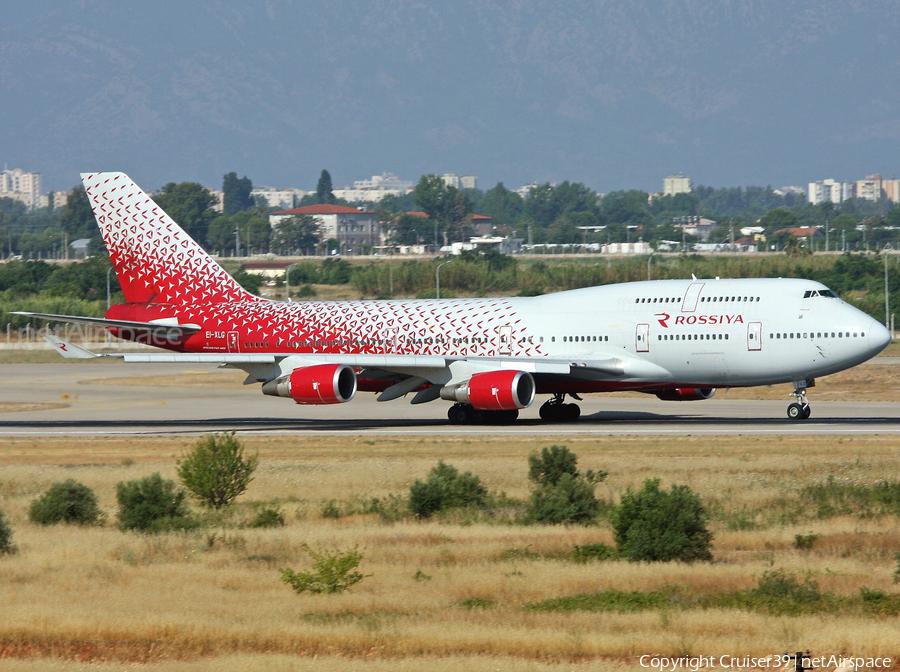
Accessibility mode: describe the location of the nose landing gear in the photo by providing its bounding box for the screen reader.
[787,380,813,420]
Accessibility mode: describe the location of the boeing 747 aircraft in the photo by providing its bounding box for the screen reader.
[17,172,892,423]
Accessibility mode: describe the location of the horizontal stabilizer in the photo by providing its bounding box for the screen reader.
[43,335,98,359]
[12,311,202,336]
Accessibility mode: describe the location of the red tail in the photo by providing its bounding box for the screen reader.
[82,172,253,305]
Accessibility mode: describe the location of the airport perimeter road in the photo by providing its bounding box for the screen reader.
[1,362,899,437]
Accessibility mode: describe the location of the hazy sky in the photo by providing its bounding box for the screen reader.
[3,1,899,194]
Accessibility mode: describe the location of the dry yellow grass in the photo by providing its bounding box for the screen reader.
[0,435,898,670]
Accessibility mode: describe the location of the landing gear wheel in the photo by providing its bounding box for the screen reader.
[787,403,804,420]
[787,380,813,421]
[539,394,581,422]
[448,405,461,424]
[455,404,472,424]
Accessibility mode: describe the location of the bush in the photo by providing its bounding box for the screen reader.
[611,478,713,562]
[524,446,606,525]
[0,508,15,556]
[247,507,284,529]
[527,445,607,487]
[793,533,818,550]
[28,480,102,526]
[409,461,487,518]
[571,542,621,563]
[526,473,600,525]
[176,432,258,511]
[280,543,367,594]
[116,473,193,533]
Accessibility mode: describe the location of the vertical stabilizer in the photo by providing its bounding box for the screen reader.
[82,172,253,305]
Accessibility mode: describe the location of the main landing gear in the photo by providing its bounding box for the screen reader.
[539,393,581,422]
[447,403,519,425]
[786,380,812,421]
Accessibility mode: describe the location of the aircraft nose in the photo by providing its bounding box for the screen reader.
[868,320,892,354]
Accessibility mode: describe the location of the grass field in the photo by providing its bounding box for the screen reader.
[0,432,898,671]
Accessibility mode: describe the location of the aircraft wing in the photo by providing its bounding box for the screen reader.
[12,311,202,337]
[40,336,626,382]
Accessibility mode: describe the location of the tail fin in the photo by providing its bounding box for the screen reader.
[82,172,253,305]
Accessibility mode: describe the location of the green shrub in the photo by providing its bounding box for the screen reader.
[611,478,713,562]
[571,542,621,563]
[527,445,607,487]
[0,508,15,556]
[894,552,900,584]
[793,533,818,550]
[176,432,258,511]
[526,473,600,525]
[116,473,193,533]
[247,507,284,529]
[28,479,102,526]
[409,461,487,518]
[280,543,367,594]
[321,500,341,519]
[524,446,605,525]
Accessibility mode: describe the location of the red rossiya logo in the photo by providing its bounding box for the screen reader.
[655,313,670,328]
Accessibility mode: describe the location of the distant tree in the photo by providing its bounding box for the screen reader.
[392,213,426,245]
[524,446,607,525]
[207,215,237,255]
[759,208,799,232]
[272,214,320,254]
[222,172,254,215]
[413,175,472,243]
[60,186,96,238]
[316,169,335,205]
[477,182,524,226]
[600,190,650,226]
[153,182,216,245]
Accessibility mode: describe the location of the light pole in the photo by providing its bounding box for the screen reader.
[436,259,453,300]
[885,245,892,331]
[106,266,114,309]
[285,263,298,301]
[647,254,656,281]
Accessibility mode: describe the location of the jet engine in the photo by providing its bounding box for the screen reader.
[654,387,716,401]
[440,370,535,410]
[261,364,357,405]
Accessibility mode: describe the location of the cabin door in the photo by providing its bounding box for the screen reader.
[747,322,762,351]
[498,325,512,356]
[227,331,240,353]
[636,323,650,353]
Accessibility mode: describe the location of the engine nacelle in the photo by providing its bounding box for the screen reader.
[440,370,535,410]
[654,387,716,401]
[261,364,357,405]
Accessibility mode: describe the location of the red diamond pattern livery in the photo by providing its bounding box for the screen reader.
[82,172,540,358]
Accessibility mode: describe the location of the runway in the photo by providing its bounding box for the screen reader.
[1,361,899,437]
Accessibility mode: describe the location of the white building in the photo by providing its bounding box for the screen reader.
[808,179,853,205]
[856,174,883,202]
[663,173,692,197]
[251,187,307,210]
[0,168,42,209]
[460,175,477,190]
[332,173,413,203]
[270,204,377,254]
[39,191,70,209]
[441,173,460,189]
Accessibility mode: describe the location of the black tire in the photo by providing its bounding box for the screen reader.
[448,405,460,423]
[539,403,556,422]
[456,405,472,424]
[565,404,581,421]
[801,405,811,419]
[787,403,804,420]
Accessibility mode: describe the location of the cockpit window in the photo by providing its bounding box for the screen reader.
[803,289,838,298]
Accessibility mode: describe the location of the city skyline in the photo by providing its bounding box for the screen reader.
[3,1,900,194]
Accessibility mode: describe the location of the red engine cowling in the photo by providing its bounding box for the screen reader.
[654,387,716,401]
[261,364,357,405]
[440,370,535,410]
